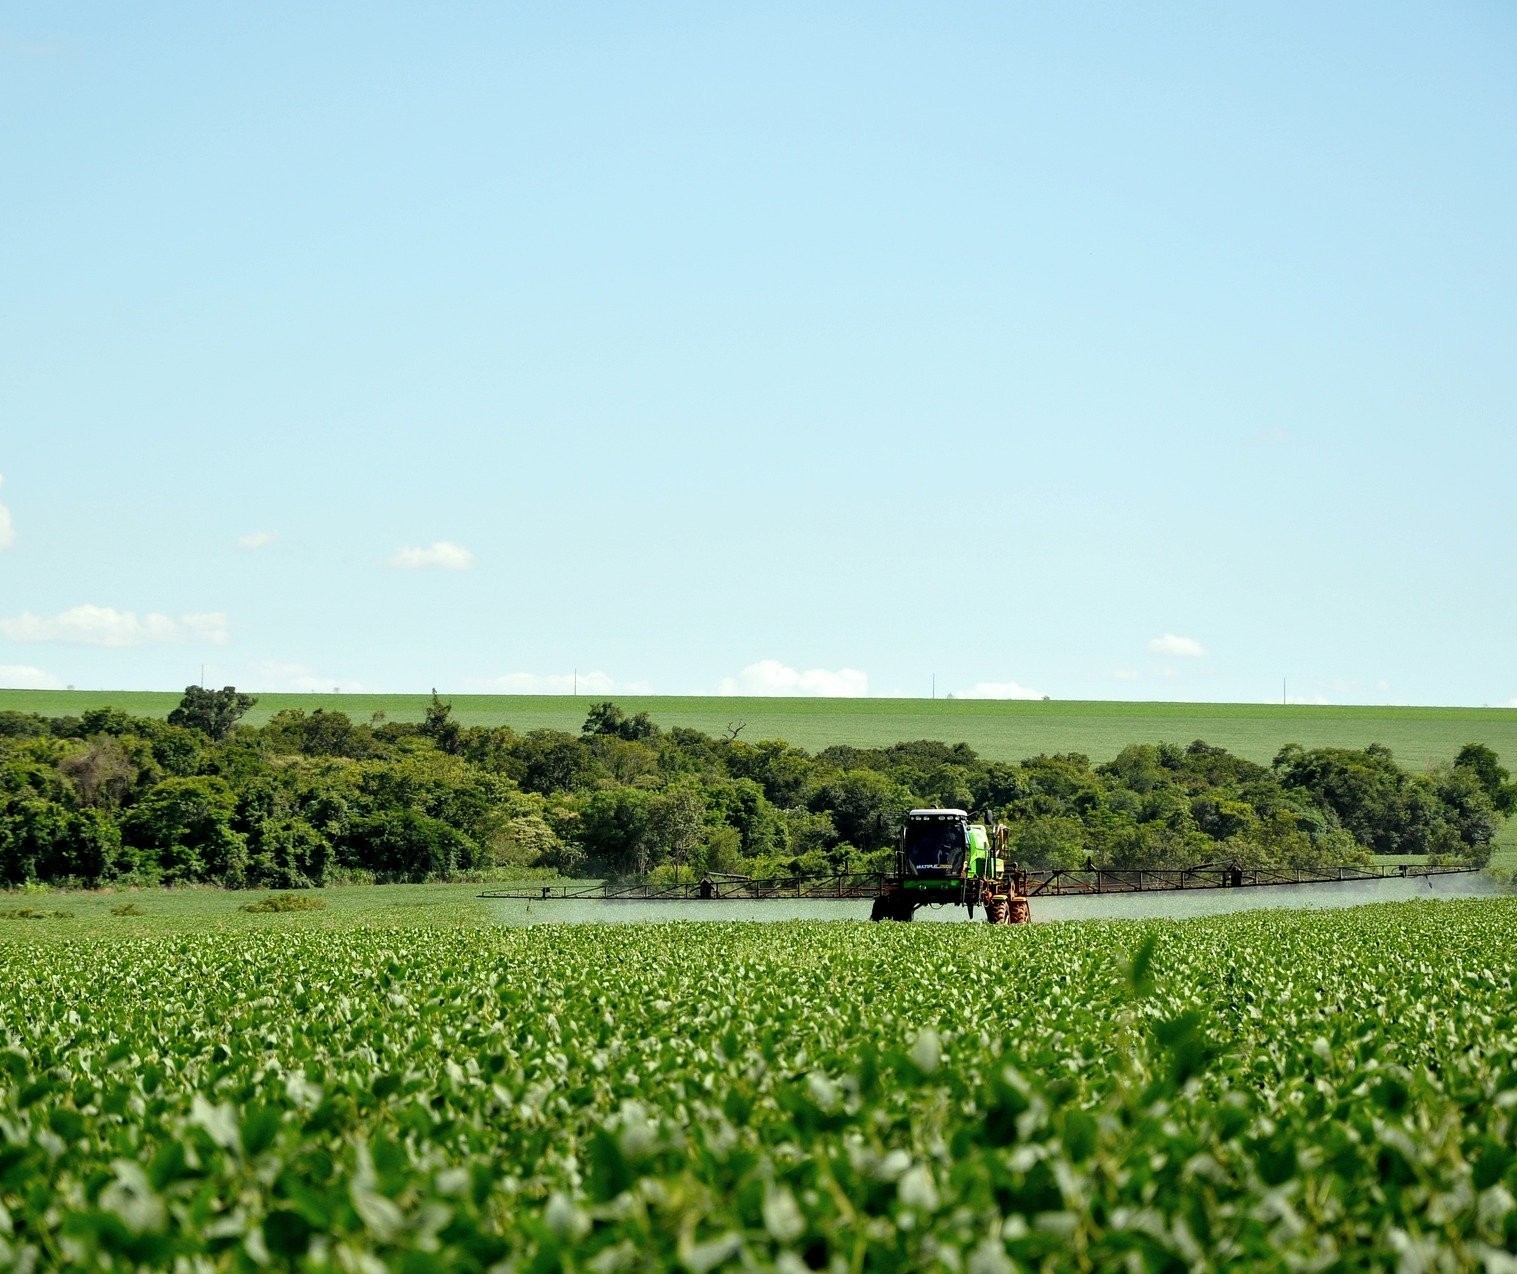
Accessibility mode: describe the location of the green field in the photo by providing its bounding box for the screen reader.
[5,689,1517,768]
[0,881,496,940]
[2,900,1515,1267]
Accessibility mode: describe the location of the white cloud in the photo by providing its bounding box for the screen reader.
[0,605,230,647]
[953,680,1045,700]
[388,541,474,571]
[237,530,276,550]
[474,671,653,695]
[252,661,363,692]
[718,660,868,697]
[0,472,14,550]
[1506,698,1517,709]
[0,664,62,689]
[1147,633,1207,658]
[1112,668,1139,682]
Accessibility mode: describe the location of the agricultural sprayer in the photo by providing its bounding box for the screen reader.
[482,806,1479,923]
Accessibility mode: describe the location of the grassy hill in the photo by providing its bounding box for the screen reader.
[3,689,1515,768]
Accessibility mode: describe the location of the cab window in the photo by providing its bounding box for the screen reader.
[903,821,966,871]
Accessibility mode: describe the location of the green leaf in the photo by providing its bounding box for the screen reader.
[1061,1109,1098,1162]
[584,1127,631,1203]
[261,1208,312,1258]
[48,1107,85,1142]
[241,1105,281,1157]
[1127,931,1160,997]
[146,1141,186,1191]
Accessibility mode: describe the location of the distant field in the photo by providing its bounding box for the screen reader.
[4,689,1516,769]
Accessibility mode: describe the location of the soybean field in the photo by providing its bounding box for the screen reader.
[2,899,1515,1268]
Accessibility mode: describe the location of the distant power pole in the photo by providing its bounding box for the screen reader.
[1282,677,1287,706]
[932,674,936,700]
[573,668,577,696]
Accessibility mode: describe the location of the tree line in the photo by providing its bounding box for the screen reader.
[0,689,1509,890]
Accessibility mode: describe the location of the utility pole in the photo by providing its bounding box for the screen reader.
[932,674,935,700]
[1282,677,1286,706]
[573,668,577,696]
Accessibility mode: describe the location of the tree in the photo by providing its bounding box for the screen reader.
[783,809,834,856]
[725,740,814,809]
[244,816,329,888]
[264,709,372,759]
[582,701,659,743]
[1454,743,1517,815]
[420,691,463,755]
[148,723,203,776]
[59,737,137,809]
[618,711,659,743]
[0,797,123,886]
[342,808,471,881]
[121,776,248,884]
[0,711,47,739]
[1429,764,1501,860]
[809,769,914,852]
[1009,815,1086,870]
[1274,745,1407,854]
[0,796,72,885]
[647,784,706,872]
[578,787,653,875]
[584,734,661,785]
[582,701,626,737]
[167,685,258,741]
[513,730,596,795]
[45,808,123,884]
[490,814,564,868]
[702,777,786,856]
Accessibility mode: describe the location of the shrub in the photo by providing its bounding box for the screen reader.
[239,892,328,914]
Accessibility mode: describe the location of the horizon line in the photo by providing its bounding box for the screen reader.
[0,687,1512,712]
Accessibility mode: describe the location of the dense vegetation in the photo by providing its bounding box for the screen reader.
[0,691,1509,890]
[1,902,1515,1267]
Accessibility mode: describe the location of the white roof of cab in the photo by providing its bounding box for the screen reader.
[907,808,968,818]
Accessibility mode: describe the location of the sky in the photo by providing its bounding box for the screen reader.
[2,3,1514,705]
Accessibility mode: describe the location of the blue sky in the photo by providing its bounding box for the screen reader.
[2,3,1514,705]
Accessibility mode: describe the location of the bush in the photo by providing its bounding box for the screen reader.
[239,893,328,914]
[340,809,474,882]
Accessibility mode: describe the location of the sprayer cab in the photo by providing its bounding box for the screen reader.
[900,809,1000,878]
[901,809,970,876]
